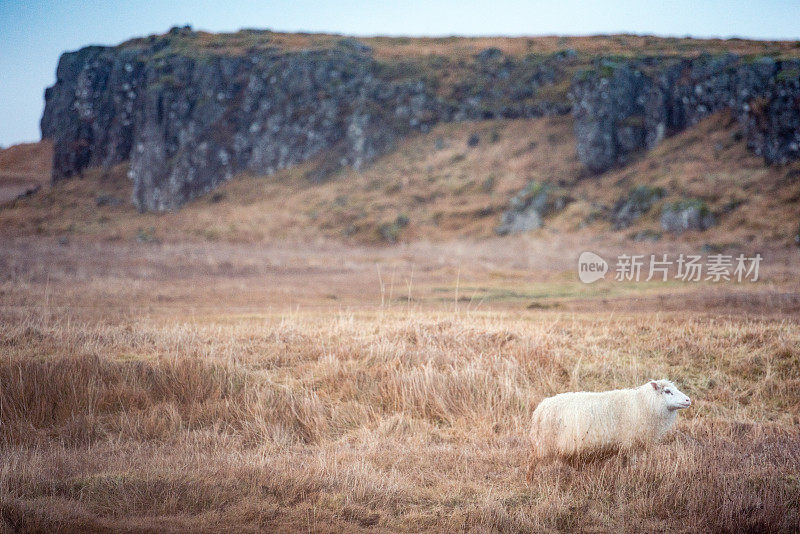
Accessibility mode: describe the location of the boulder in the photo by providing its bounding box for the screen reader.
[612,185,665,229]
[660,200,716,233]
[496,181,569,235]
[496,207,542,235]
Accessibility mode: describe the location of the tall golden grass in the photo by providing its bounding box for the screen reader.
[2,272,799,532]
[1,128,799,529]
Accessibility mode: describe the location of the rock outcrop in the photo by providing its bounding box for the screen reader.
[41,28,574,211]
[611,185,665,229]
[39,28,800,214]
[569,54,800,173]
[496,181,570,235]
[745,71,800,164]
[660,199,716,233]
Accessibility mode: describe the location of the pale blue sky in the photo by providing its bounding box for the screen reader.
[1,0,799,146]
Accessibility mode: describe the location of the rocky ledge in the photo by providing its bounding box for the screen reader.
[569,54,800,172]
[40,28,800,213]
[41,28,573,211]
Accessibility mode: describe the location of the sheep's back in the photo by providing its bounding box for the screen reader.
[531,389,641,457]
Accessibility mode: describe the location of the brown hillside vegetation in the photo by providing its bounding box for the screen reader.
[0,140,51,176]
[3,112,799,248]
[0,140,51,204]
[124,29,800,60]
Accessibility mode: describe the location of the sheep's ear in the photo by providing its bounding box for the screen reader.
[650,381,660,391]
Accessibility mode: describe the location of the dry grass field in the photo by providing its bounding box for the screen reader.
[1,235,799,533]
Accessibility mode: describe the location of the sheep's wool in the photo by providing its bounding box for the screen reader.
[529,380,691,465]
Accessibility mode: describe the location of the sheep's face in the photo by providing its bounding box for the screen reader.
[650,380,691,410]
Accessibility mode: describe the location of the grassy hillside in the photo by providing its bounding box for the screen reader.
[9,30,800,245]
[2,111,798,248]
[0,140,51,204]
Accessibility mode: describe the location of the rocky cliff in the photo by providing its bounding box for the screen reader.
[41,27,572,211]
[40,28,800,212]
[569,54,800,172]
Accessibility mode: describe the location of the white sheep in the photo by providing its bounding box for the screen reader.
[527,379,691,477]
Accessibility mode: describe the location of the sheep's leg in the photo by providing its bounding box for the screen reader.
[619,445,640,468]
[526,456,538,483]
[526,451,552,483]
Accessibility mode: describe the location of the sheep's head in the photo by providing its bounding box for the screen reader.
[649,380,691,410]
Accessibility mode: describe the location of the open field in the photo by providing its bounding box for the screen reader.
[1,236,799,532]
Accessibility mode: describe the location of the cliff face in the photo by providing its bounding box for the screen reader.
[42,45,144,182]
[745,74,800,164]
[40,29,800,212]
[41,29,572,211]
[569,54,800,172]
[125,49,445,211]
